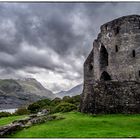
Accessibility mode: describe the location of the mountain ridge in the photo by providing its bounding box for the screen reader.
[17,78,55,99]
[0,78,55,109]
[56,84,83,98]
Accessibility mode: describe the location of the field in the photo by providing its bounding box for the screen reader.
[4,112,140,138]
[0,115,27,126]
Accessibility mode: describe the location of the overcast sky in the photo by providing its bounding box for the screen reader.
[0,2,140,93]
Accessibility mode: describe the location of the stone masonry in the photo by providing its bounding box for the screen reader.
[80,15,140,114]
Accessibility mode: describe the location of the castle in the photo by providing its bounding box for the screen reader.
[80,15,140,114]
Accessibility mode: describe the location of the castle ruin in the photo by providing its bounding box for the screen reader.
[80,15,140,114]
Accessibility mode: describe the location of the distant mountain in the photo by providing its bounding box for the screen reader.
[56,84,83,98]
[17,78,55,99]
[0,78,55,109]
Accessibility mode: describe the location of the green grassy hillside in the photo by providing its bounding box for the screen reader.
[0,115,27,126]
[10,112,140,138]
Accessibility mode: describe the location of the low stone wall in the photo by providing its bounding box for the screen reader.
[80,81,140,114]
[0,114,64,137]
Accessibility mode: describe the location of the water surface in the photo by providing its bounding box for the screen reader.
[0,108,17,113]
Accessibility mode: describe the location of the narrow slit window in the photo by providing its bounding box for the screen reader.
[116,27,119,34]
[139,71,140,77]
[115,45,118,52]
[115,26,120,35]
[105,25,108,30]
[132,50,136,57]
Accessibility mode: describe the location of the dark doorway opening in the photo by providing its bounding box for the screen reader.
[100,71,111,81]
[99,44,108,69]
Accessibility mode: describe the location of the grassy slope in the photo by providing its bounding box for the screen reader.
[0,115,27,126]
[10,112,140,138]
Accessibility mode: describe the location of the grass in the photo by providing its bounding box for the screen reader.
[8,112,140,138]
[0,115,27,126]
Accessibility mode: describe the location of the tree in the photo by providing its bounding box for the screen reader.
[28,103,41,113]
[14,107,30,115]
[53,102,77,113]
[50,97,62,106]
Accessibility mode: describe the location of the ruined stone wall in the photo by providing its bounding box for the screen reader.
[94,15,140,82]
[84,49,94,84]
[80,15,140,114]
[81,81,140,114]
[81,49,94,109]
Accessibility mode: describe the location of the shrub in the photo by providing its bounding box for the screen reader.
[62,96,71,101]
[50,97,62,106]
[27,96,80,114]
[14,107,30,115]
[62,95,80,106]
[36,98,51,108]
[53,102,77,113]
[28,103,41,113]
[0,112,12,118]
[70,95,81,106]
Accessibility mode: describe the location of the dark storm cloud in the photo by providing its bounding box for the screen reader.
[0,3,91,72]
[0,2,140,92]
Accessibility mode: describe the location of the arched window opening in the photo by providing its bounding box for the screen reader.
[115,45,118,52]
[132,50,136,57]
[89,64,93,71]
[99,44,108,69]
[100,71,111,81]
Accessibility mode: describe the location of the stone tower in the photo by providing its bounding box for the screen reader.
[80,15,140,114]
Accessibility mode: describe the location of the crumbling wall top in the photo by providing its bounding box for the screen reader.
[100,15,140,31]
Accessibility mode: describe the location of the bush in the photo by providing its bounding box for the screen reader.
[28,103,41,113]
[70,95,81,106]
[0,112,12,118]
[53,102,77,113]
[62,96,71,101]
[27,96,80,114]
[50,97,62,106]
[14,107,30,115]
[36,99,51,108]
[62,95,80,106]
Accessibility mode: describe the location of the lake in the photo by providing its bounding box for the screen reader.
[0,108,17,113]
